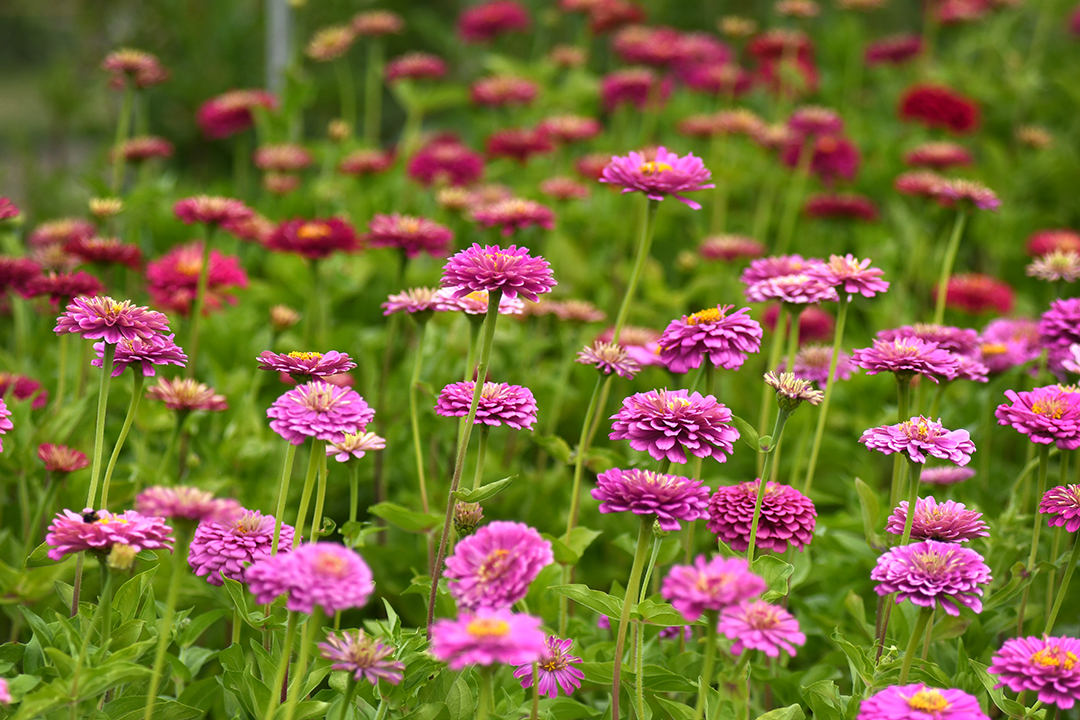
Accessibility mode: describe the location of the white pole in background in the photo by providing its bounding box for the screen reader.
[266,0,291,94]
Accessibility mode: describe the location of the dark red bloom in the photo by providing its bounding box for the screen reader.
[803,193,878,221]
[782,135,861,184]
[864,34,923,65]
[0,197,19,220]
[64,237,142,270]
[679,62,752,97]
[939,273,1014,315]
[762,304,834,343]
[0,256,41,295]
[1027,229,1080,257]
[899,84,980,135]
[0,373,48,410]
[611,25,688,67]
[486,128,554,164]
[458,0,530,43]
[582,0,646,34]
[146,242,249,316]
[196,89,277,140]
[338,149,395,176]
[23,270,104,305]
[266,218,360,259]
[601,68,670,112]
[407,137,485,187]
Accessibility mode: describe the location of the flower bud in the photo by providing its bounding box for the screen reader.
[107,543,138,572]
[453,502,483,537]
[270,305,301,333]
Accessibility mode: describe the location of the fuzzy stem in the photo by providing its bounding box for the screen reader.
[748,409,792,559]
[610,517,653,720]
[472,425,490,491]
[185,227,215,377]
[294,439,326,547]
[899,463,923,545]
[309,447,329,542]
[263,612,298,720]
[282,606,323,720]
[100,372,144,509]
[476,667,494,720]
[143,527,192,720]
[336,678,358,720]
[272,443,299,554]
[932,211,968,326]
[86,344,116,509]
[348,463,360,525]
[1017,445,1051,635]
[611,199,659,342]
[1044,532,1080,635]
[757,306,789,474]
[804,296,848,492]
[694,614,719,720]
[898,606,933,684]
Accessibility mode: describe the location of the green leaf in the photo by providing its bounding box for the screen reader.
[339,521,386,548]
[759,435,774,452]
[400,702,449,720]
[25,542,54,568]
[547,697,603,720]
[970,660,1026,718]
[452,475,518,503]
[369,502,443,533]
[730,416,761,452]
[755,704,806,720]
[751,556,794,602]
[801,680,843,720]
[544,527,603,566]
[832,630,875,687]
[983,562,1030,611]
[103,696,203,720]
[114,567,158,623]
[532,434,572,464]
[180,609,228,647]
[656,696,697,720]
[634,599,690,626]
[548,584,623,619]
[578,661,614,685]
[854,478,880,545]
[445,674,473,720]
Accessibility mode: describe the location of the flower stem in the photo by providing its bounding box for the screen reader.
[888,377,913,510]
[143,527,192,720]
[757,305,788,474]
[294,439,326,547]
[899,463,923,545]
[1017,445,1050,635]
[309,446,329,542]
[932,211,968,326]
[272,443,299,554]
[364,39,384,146]
[803,296,848,492]
[898,606,933,684]
[611,517,654,720]
[336,678,357,720]
[694,612,719,720]
[784,306,802,372]
[263,611,298,720]
[185,226,216,377]
[472,425,490,491]
[748,408,792,559]
[55,333,70,415]
[348,463,360,525]
[86,343,116,509]
[751,163,780,242]
[476,667,494,720]
[282,606,323,720]
[111,83,135,193]
[427,290,503,637]
[408,321,433,567]
[100,372,144,509]
[611,198,659,342]
[773,138,813,255]
[710,133,730,234]
[1044,531,1080,635]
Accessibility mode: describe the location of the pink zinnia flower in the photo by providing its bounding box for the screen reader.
[718,600,806,658]
[408,137,485,187]
[486,128,554,164]
[146,242,248,317]
[865,34,924,65]
[0,677,9,705]
[597,325,663,367]
[789,344,856,386]
[895,170,947,199]
[921,467,976,486]
[458,0,530,43]
[267,380,374,445]
[576,340,641,379]
[940,273,1013,314]
[592,467,711,531]
[257,350,357,381]
[28,218,94,248]
[38,444,89,473]
[706,480,817,553]
[538,115,602,144]
[352,10,404,36]
[657,305,763,373]
[852,337,960,382]
[444,521,553,612]
[173,195,253,227]
[0,373,48,410]
[366,214,453,258]
[661,555,765,620]
[803,193,880,222]
[440,244,555,302]
[54,295,170,343]
[435,288,525,315]
[872,539,991,616]
[188,509,294,585]
[0,256,41,296]
[0,197,19,220]
[339,148,395,176]
[788,106,843,136]
[600,146,713,209]
[513,636,584,698]
[1040,485,1080,532]
[762,304,835,343]
[471,198,555,236]
[196,89,277,139]
[740,254,824,286]
[699,235,766,262]
[382,287,441,316]
[745,274,839,304]
[860,416,975,465]
[979,319,1040,374]
[1040,298,1080,353]
[327,431,386,462]
[435,381,537,430]
[905,141,973,169]
[1028,229,1080,258]
[115,135,173,162]
[933,179,1001,211]
[470,75,538,107]
[385,52,447,82]
[806,254,889,298]
[266,218,360,259]
[147,377,227,412]
[858,685,989,720]
[246,542,374,614]
[0,399,10,452]
[136,486,242,524]
[431,609,546,670]
[995,386,1080,449]
[64,236,142,270]
[609,389,739,464]
[878,324,979,357]
[886,497,989,542]
[319,631,404,686]
[93,334,187,377]
[540,177,590,201]
[899,84,979,134]
[989,637,1080,709]
[601,68,669,112]
[46,509,174,561]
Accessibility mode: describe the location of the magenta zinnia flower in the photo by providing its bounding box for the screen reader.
[266,218,360,259]
[147,377,228,412]
[871,539,991,616]
[444,521,553,612]
[1040,485,1080,532]
[789,344,856,386]
[257,350,357,381]
[576,341,641,379]
[319,631,405,686]
[860,417,975,465]
[657,305,762,373]
[366,214,453,258]
[188,509,294,585]
[327,431,386,462]
[995,386,1080,450]
[435,382,538,430]
[989,637,1080,709]
[0,399,11,453]
[471,198,555,236]
[921,467,976,486]
[886,497,989,542]
[146,242,248,317]
[267,380,374,445]
[46,509,174,560]
[857,685,990,720]
[38,444,89,473]
[807,254,890,298]
[718,600,806,658]
[382,287,441,316]
[661,555,765,620]
[435,288,525,315]
[55,295,170,343]
[173,195,253,227]
[878,324,980,356]
[745,274,839,304]
[136,485,243,524]
[513,636,585,698]
[458,0,530,43]
[740,254,823,285]
[600,146,714,209]
[851,337,960,383]
[592,468,711,531]
[706,480,817,553]
[93,334,187,377]
[246,542,374,614]
[609,389,739,464]
[408,137,485,187]
[431,610,547,670]
[1040,298,1080,354]
[440,244,556,302]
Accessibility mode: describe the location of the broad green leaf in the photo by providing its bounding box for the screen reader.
[180,609,228,647]
[854,478,880,545]
[532,434,572,464]
[634,599,690,626]
[730,415,762,452]
[656,697,697,720]
[369,502,443,533]
[103,696,203,720]
[578,661,615,685]
[751,555,794,602]
[755,704,806,720]
[400,702,449,720]
[547,697,603,720]
[114,567,158,623]
[544,527,603,566]
[446,675,473,720]
[970,660,1026,718]
[25,542,54,568]
[548,584,623,619]
[832,630,874,687]
[453,475,518,503]
[802,680,843,720]
[983,562,1030,611]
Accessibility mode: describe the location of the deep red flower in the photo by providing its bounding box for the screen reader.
[23,270,104,305]
[1027,229,1080,257]
[458,0,530,43]
[803,193,878,221]
[762,304,834,343]
[782,135,861,184]
[64,236,142,270]
[899,84,980,135]
[940,273,1014,315]
[486,128,554,164]
[265,218,360,259]
[864,34,923,65]
[196,89,277,140]
[407,137,485,187]
[146,242,249,316]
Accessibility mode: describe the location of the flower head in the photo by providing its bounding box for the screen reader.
[989,637,1080,709]
[114,136,174,162]
[860,417,976,465]
[1040,485,1080,532]
[765,371,825,411]
[440,244,555,302]
[94,334,187,377]
[940,273,1013,315]
[470,75,538,107]
[247,542,373,614]
[1029,230,1080,258]
[600,146,714,209]
[865,34,924,65]
[1028,250,1080,283]
[899,85,980,134]
[408,137,485,187]
[435,288,525,315]
[435,382,537,430]
[38,444,89,473]
[458,0,530,43]
[0,256,41,296]
[852,337,960,382]
[102,48,168,88]
[46,509,174,561]
[513,636,585,698]
[1040,298,1080,353]
[55,296,170,343]
[352,10,404,35]
[879,324,980,356]
[886,497,989,542]
[872,539,991,615]
[538,115,602,144]
[174,195,253,227]
[64,236,142,270]
[0,399,10,452]
[745,273,839,304]
[431,609,547,670]
[540,177,591,201]
[0,373,48,409]
[444,521,553,612]
[339,148,395,176]
[781,135,860,184]
[895,170,947,198]
[719,600,806,658]
[319,631,404,686]
[257,350,357,381]
[741,255,823,285]
[577,340,641,379]
[268,380,374,445]
[146,242,248,317]
[197,89,277,139]
[933,179,1001,211]
[807,254,889,297]
[706,480,817,553]
[598,326,663,367]
[996,386,1080,449]
[188,509,294,585]
[657,305,762,373]
[592,467,711,531]
[601,68,670,112]
[327,432,386,463]
[921,466,977,486]
[661,555,765,620]
[486,128,554,164]
[136,486,242,525]
[305,25,356,62]
[266,218,360,259]
[699,235,766,262]
[386,52,447,82]
[790,344,856,386]
[857,685,990,720]
[366,214,453,258]
[905,142,973,169]
[147,377,228,412]
[609,389,739,464]
[803,193,879,222]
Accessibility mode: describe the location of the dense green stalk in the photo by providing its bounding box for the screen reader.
[610,518,652,720]
[899,463,924,545]
[263,612,298,720]
[472,426,490,491]
[309,448,329,542]
[898,606,933,684]
[888,378,913,510]
[87,344,116,508]
[408,321,432,520]
[100,372,145,509]
[1045,534,1080,635]
[694,615,719,720]
[932,211,968,326]
[1017,446,1050,635]
[804,296,848,492]
[476,667,494,720]
[294,440,326,547]
[282,607,323,720]
[757,306,788,474]
[272,444,299,554]
[143,528,192,720]
[336,57,356,130]
[748,409,791,559]
[611,199,659,341]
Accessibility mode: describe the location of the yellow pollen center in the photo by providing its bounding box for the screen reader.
[465,291,488,304]
[638,161,673,176]
[297,222,331,240]
[400,218,422,233]
[1031,647,1078,671]
[287,351,323,361]
[907,690,949,713]
[981,343,1007,356]
[313,552,349,578]
[1032,399,1066,419]
[467,618,511,638]
[688,308,723,325]
[478,549,510,580]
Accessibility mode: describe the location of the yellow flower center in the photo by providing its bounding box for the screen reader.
[638,161,673,176]
[478,549,510,580]
[902,419,932,440]
[235,514,261,534]
[287,351,323,361]
[687,308,723,326]
[1031,647,1078,671]
[1032,398,1066,419]
[400,218,423,233]
[907,690,949,713]
[297,222,331,240]
[467,618,511,638]
[980,342,1007,356]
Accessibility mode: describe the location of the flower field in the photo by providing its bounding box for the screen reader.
[1,1,1080,719]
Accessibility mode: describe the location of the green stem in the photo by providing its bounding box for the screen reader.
[427,290,503,637]
[748,409,792,559]
[899,606,933,684]
[476,667,494,720]
[364,39,384,146]
[1017,445,1050,635]
[920,607,935,661]
[185,227,215,377]
[899,463,923,545]
[774,138,813,255]
[336,58,356,131]
[55,333,70,415]
[111,83,135,193]
[69,563,113,713]
[282,606,323,720]
[309,446,329,542]
[888,378,913,510]
[336,678,358,720]
[232,607,242,646]
[694,614,719,720]
[86,343,116,508]
[784,306,802,371]
[272,443,299,554]
[611,199,659,342]
[1044,532,1080,635]
[373,695,389,720]
[635,616,646,720]
[348,464,360,524]
[710,133,729,234]
[472,425,490,491]
[294,440,326,547]
[932,211,968,326]
[751,163,780,243]
[263,612,298,720]
[143,528,192,720]
[100,372,144,509]
[610,517,653,720]
[409,321,432,517]
[757,306,789,474]
[803,297,848,492]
